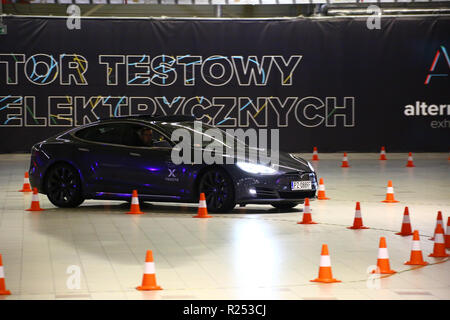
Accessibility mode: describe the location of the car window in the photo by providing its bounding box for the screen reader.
[75,124,124,145]
[152,130,169,146]
[121,124,170,148]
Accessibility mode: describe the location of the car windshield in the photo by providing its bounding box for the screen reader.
[157,121,248,148]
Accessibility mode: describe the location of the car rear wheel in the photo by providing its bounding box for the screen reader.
[198,168,235,213]
[45,163,84,208]
[271,202,300,210]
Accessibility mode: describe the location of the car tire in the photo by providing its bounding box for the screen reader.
[198,168,235,213]
[45,163,84,208]
[271,202,300,210]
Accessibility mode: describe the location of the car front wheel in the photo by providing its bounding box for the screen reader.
[198,168,235,213]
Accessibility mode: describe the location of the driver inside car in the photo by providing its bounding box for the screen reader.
[138,127,153,147]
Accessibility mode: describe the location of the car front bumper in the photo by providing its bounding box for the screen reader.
[234,171,318,204]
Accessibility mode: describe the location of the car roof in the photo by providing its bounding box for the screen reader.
[98,114,196,123]
[48,115,197,142]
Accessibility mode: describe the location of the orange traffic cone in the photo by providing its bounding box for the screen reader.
[19,172,32,192]
[0,254,11,295]
[428,224,449,258]
[348,202,369,230]
[379,146,387,160]
[193,193,213,218]
[381,180,399,203]
[136,250,162,291]
[317,178,330,200]
[298,198,317,224]
[372,237,396,274]
[310,244,341,283]
[406,152,415,167]
[127,190,144,214]
[445,217,450,249]
[26,188,44,211]
[430,211,444,241]
[405,230,428,266]
[341,152,350,168]
[312,147,319,161]
[396,207,414,236]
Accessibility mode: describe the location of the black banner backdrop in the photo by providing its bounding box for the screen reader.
[0,16,449,153]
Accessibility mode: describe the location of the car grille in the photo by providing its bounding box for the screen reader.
[255,187,278,199]
[279,190,317,199]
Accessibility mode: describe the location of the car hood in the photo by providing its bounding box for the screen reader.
[240,149,312,173]
[198,146,313,173]
[275,152,312,173]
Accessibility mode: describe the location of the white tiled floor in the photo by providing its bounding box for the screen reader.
[0,153,449,300]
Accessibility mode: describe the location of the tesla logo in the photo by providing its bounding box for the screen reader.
[425,46,450,85]
[168,169,176,178]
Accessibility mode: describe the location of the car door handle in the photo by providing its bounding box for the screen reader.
[129,152,141,157]
[78,148,90,152]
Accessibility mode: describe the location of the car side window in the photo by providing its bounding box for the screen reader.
[121,124,147,147]
[75,124,124,145]
[152,130,170,147]
[121,124,171,148]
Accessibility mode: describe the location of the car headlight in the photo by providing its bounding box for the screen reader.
[236,161,278,175]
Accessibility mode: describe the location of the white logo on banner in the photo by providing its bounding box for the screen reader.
[66,5,81,30]
[367,5,381,30]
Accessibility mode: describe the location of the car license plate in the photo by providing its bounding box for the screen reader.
[291,180,311,190]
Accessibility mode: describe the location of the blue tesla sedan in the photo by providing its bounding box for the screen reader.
[28,115,317,212]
